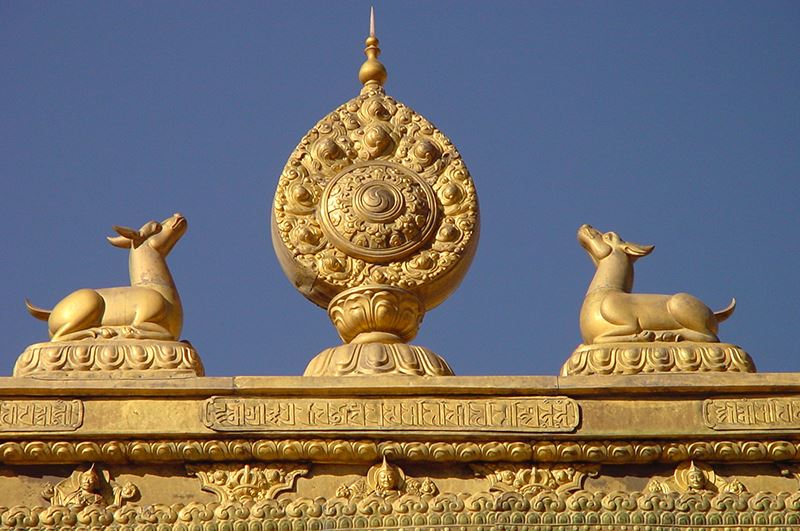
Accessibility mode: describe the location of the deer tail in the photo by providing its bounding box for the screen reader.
[25,299,51,321]
[714,298,736,323]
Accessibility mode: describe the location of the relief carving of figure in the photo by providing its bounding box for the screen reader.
[577,224,736,345]
[41,464,138,509]
[336,457,437,500]
[647,461,746,494]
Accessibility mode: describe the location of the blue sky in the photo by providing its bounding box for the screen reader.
[1,2,798,377]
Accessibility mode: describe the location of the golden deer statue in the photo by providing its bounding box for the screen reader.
[577,224,736,345]
[26,213,187,342]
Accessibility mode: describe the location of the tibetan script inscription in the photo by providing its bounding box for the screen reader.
[704,398,800,431]
[203,397,579,433]
[0,400,83,432]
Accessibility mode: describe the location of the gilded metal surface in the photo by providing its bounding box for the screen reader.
[201,396,579,433]
[327,285,424,343]
[704,397,800,430]
[3,11,798,531]
[318,162,440,263]
[304,285,454,376]
[305,341,452,376]
[0,438,798,465]
[272,17,478,375]
[566,224,754,374]
[2,488,799,530]
[0,399,82,431]
[14,339,204,377]
[272,88,478,308]
[472,463,599,494]
[647,461,747,494]
[189,463,307,503]
[562,342,755,376]
[41,464,137,509]
[336,457,438,500]
[26,214,187,342]
[17,214,204,377]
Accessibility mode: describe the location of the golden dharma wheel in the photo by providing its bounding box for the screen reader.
[271,87,480,311]
[272,12,478,376]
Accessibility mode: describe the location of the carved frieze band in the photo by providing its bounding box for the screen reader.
[0,399,82,432]
[0,438,798,465]
[1,490,800,530]
[704,397,800,430]
[203,396,580,433]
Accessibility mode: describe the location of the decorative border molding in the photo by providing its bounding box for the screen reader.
[0,490,798,530]
[562,342,755,376]
[0,399,82,432]
[14,340,204,377]
[0,438,798,465]
[202,396,579,433]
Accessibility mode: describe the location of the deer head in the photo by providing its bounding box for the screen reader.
[107,213,187,255]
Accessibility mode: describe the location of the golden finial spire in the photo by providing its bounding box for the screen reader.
[358,7,387,89]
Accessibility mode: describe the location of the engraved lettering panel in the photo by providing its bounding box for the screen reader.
[203,397,579,433]
[0,399,83,431]
[703,398,800,430]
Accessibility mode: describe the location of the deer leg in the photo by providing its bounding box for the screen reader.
[49,289,105,341]
[52,328,103,341]
[128,322,174,340]
[671,329,719,343]
[592,327,656,344]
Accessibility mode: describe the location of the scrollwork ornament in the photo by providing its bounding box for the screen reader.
[1,438,799,465]
[188,463,308,503]
[4,489,800,529]
[272,88,479,312]
[472,463,599,495]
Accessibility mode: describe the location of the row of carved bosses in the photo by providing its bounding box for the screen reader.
[3,397,800,432]
[33,459,800,510]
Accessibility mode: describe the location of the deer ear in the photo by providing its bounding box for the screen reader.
[623,243,655,257]
[107,235,132,248]
[113,225,140,240]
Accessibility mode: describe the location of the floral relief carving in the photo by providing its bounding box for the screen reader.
[472,463,599,495]
[189,463,308,503]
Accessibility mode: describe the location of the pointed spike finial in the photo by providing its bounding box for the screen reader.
[359,6,387,90]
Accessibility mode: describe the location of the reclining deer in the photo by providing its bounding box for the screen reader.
[577,224,736,345]
[26,213,187,342]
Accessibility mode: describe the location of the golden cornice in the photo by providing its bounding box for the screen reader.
[0,438,798,465]
[2,373,800,398]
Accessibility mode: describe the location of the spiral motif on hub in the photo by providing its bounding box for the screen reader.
[319,163,438,262]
